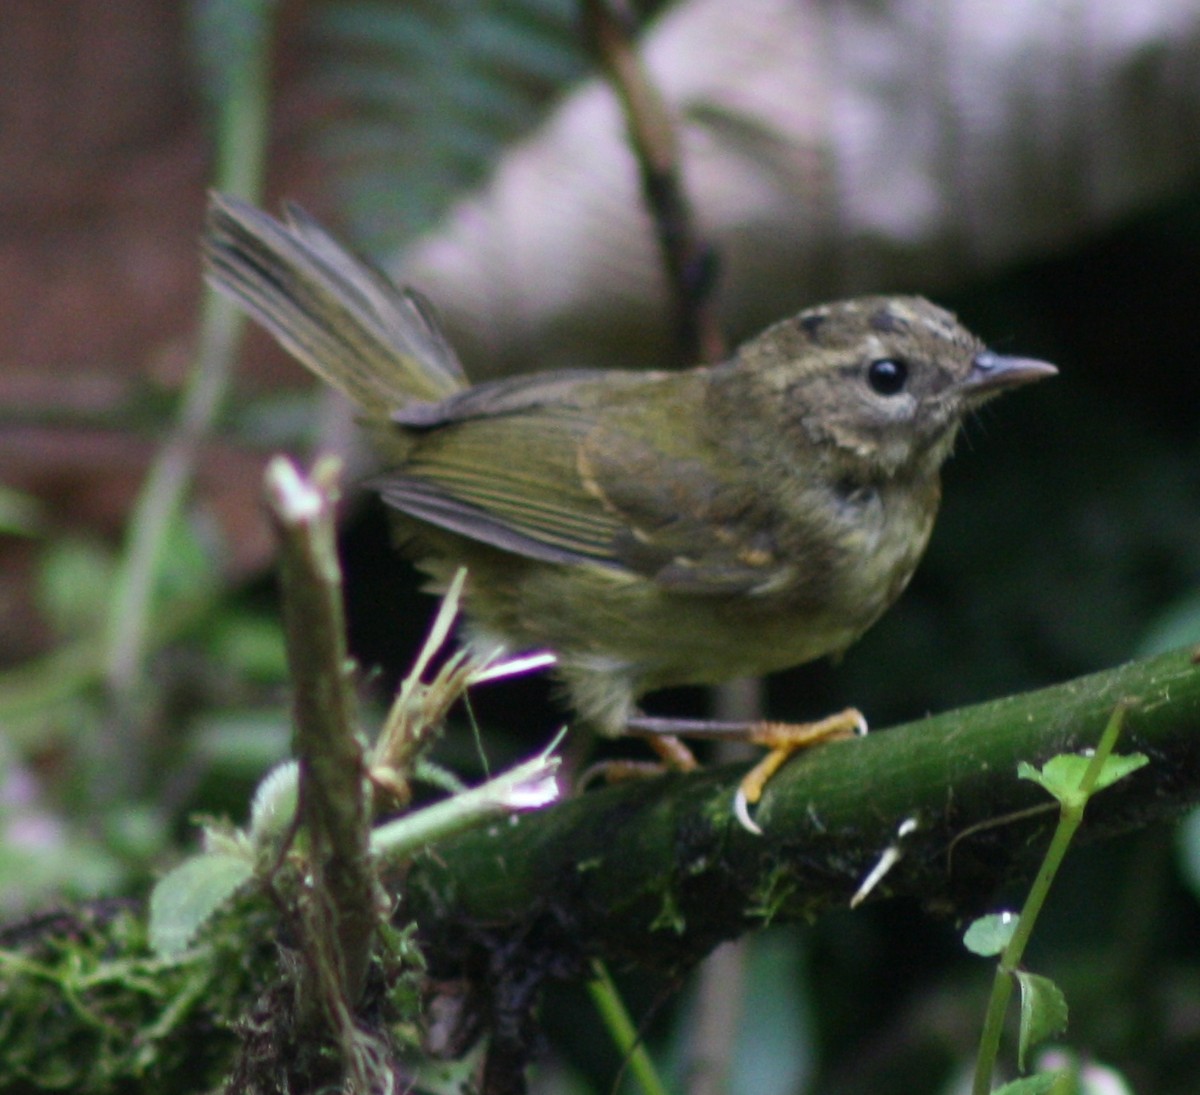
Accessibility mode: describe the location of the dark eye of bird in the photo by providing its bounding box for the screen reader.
[867,358,909,396]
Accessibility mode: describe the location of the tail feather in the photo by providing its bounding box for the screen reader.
[203,193,467,414]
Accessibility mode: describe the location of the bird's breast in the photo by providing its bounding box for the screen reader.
[809,472,940,634]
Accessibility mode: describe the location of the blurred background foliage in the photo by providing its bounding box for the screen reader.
[0,0,1198,1092]
[309,0,594,249]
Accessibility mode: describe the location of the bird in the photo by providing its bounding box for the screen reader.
[204,193,1056,827]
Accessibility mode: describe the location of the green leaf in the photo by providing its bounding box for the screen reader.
[992,1073,1069,1095]
[311,1,589,250]
[1016,970,1068,1071]
[1017,752,1148,805]
[148,851,253,958]
[248,760,300,846]
[36,537,115,637]
[1089,752,1150,791]
[963,911,1020,956]
[204,612,288,682]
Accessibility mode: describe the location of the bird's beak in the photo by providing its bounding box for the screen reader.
[963,350,1058,396]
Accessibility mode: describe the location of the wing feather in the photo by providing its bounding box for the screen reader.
[376,370,801,594]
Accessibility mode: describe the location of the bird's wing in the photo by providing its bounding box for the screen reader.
[376,407,623,567]
[375,372,797,595]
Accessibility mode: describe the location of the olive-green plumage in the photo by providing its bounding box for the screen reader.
[205,194,1055,734]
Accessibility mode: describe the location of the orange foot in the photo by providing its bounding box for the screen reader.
[628,707,868,834]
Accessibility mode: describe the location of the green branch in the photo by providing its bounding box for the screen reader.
[404,646,1200,974]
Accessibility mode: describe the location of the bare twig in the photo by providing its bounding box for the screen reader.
[583,0,725,366]
[263,456,379,1040]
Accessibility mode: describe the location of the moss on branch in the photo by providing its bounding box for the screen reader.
[403,645,1200,977]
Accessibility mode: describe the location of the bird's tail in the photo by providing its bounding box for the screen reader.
[203,193,468,415]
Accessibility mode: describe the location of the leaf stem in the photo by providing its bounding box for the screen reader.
[587,958,671,1095]
[971,700,1133,1094]
[370,743,561,862]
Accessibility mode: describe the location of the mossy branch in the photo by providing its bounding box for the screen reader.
[404,646,1200,976]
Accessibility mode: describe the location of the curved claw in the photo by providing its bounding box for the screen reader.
[733,785,763,836]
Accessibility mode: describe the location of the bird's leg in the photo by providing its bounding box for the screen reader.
[628,708,867,831]
[640,731,700,771]
[575,730,699,791]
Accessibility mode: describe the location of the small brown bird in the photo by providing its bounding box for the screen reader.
[205,194,1055,823]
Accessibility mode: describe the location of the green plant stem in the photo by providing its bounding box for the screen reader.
[587,959,671,1095]
[101,294,244,696]
[970,701,1132,1094]
[101,2,273,713]
[370,745,560,862]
